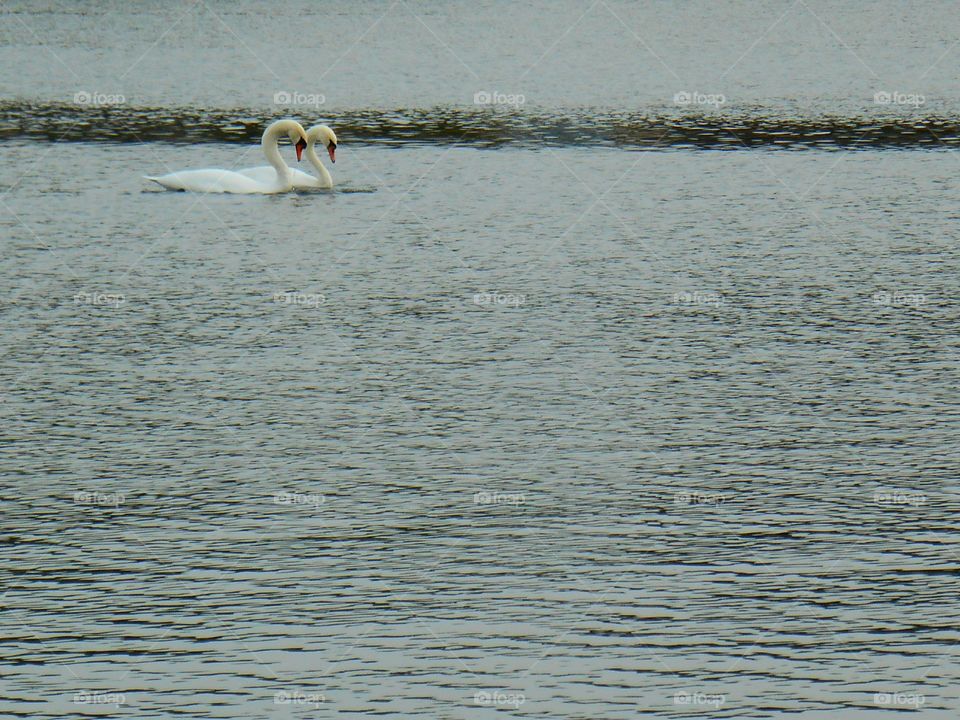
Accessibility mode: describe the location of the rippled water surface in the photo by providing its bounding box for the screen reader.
[2,2,960,719]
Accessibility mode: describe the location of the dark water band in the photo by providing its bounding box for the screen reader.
[2,102,958,149]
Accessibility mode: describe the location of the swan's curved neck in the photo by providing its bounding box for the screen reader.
[307,143,333,188]
[262,125,291,181]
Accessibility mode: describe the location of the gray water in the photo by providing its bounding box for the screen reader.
[2,2,960,719]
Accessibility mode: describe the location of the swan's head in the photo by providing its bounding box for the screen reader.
[289,127,308,162]
[263,119,309,161]
[308,125,338,163]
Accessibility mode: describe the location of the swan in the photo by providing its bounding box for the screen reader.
[237,125,337,189]
[144,119,309,194]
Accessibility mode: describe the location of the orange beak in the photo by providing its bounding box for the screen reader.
[327,144,336,163]
[295,138,306,162]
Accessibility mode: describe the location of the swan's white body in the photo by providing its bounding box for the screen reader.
[144,120,309,194]
[238,125,337,189]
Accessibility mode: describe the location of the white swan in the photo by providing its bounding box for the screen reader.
[238,125,337,189]
[144,119,309,194]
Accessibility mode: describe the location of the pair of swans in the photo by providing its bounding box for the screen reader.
[145,119,337,194]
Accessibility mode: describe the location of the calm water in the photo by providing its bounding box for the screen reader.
[2,2,960,719]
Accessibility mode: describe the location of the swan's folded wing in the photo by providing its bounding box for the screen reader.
[235,166,277,184]
[144,169,267,193]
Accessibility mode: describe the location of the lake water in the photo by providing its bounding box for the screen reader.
[2,1,959,718]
